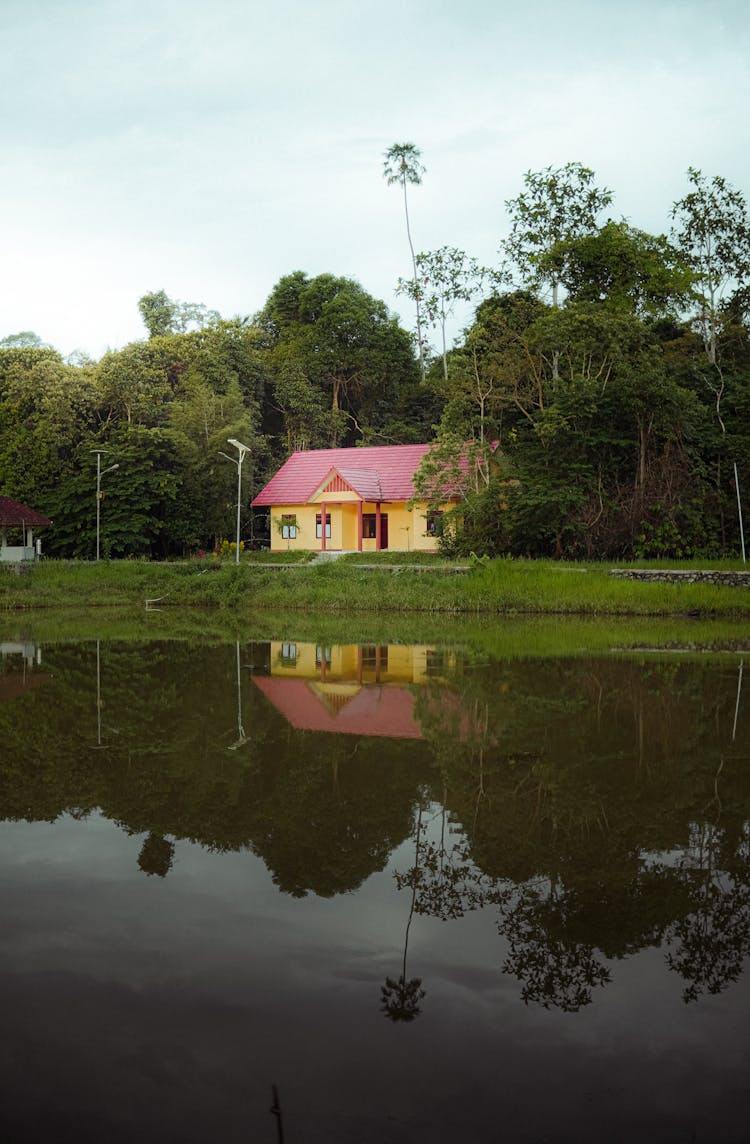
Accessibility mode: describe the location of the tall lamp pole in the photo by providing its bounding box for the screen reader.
[91,450,119,561]
[219,438,250,564]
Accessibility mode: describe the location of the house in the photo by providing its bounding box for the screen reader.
[252,641,455,739]
[0,497,51,562]
[251,443,451,553]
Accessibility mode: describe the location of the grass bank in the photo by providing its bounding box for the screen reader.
[2,555,750,618]
[2,607,749,661]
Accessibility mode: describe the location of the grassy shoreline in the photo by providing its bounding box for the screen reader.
[2,554,750,619]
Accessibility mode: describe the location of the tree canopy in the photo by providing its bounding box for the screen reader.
[2,160,750,560]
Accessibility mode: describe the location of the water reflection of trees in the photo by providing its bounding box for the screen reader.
[665,821,750,1003]
[0,641,427,897]
[1,641,750,1008]
[382,802,427,1022]
[406,656,750,1009]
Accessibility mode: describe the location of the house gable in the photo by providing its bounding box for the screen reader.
[309,466,384,504]
[252,443,434,508]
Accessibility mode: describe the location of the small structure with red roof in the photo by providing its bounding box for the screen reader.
[252,442,451,552]
[0,497,51,562]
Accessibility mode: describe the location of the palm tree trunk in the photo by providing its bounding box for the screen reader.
[402,178,425,380]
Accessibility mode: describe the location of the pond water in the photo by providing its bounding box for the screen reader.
[1,631,749,1142]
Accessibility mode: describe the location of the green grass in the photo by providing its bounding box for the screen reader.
[2,607,748,662]
[340,550,458,566]
[240,549,314,564]
[2,555,750,619]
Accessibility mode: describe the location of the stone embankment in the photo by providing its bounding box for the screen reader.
[609,569,750,587]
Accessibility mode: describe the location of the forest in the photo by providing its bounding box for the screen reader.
[2,156,749,561]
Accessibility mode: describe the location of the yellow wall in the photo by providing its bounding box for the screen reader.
[270,504,331,552]
[269,500,447,552]
[269,641,453,683]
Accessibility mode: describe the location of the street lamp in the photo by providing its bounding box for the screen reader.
[91,450,119,562]
[219,438,250,564]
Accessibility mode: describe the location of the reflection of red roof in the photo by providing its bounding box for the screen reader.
[252,444,435,506]
[0,497,50,527]
[253,676,423,739]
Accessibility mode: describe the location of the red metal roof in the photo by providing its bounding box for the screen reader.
[252,443,435,506]
[252,676,423,739]
[0,497,51,527]
[329,466,383,501]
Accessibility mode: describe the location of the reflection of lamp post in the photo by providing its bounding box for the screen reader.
[95,639,102,747]
[89,640,120,751]
[219,438,250,565]
[733,659,744,742]
[91,449,119,561]
[227,641,248,751]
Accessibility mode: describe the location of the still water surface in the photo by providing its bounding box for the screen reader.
[1,632,749,1142]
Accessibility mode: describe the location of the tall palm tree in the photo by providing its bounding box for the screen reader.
[383,141,427,379]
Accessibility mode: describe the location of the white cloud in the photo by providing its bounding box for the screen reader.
[1,0,749,355]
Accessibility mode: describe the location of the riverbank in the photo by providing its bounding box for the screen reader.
[2,607,749,664]
[2,555,750,618]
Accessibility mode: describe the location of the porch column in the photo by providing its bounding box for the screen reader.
[357,502,363,552]
[375,502,381,551]
[321,501,327,551]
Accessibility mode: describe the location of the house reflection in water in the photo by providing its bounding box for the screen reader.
[252,642,452,740]
[0,640,47,703]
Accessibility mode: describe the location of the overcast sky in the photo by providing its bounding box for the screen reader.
[2,0,748,358]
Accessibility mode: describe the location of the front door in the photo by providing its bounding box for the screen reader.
[380,514,388,550]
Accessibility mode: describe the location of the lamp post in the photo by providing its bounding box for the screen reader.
[91,450,119,561]
[219,438,250,564]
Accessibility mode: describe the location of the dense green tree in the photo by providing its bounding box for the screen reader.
[257,272,419,447]
[137,290,177,338]
[0,352,100,517]
[671,169,750,554]
[138,290,220,338]
[671,168,750,367]
[44,426,182,558]
[0,330,48,348]
[503,162,613,308]
[558,220,693,320]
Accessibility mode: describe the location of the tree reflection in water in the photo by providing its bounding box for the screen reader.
[495,879,611,1011]
[665,821,750,1003]
[382,802,427,1022]
[2,638,750,1012]
[137,832,175,878]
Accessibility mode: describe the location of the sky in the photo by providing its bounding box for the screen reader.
[1,0,749,359]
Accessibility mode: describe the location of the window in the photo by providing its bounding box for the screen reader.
[316,645,332,666]
[362,513,377,539]
[426,511,443,537]
[281,514,297,539]
[280,643,297,665]
[361,645,388,671]
[315,514,331,539]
